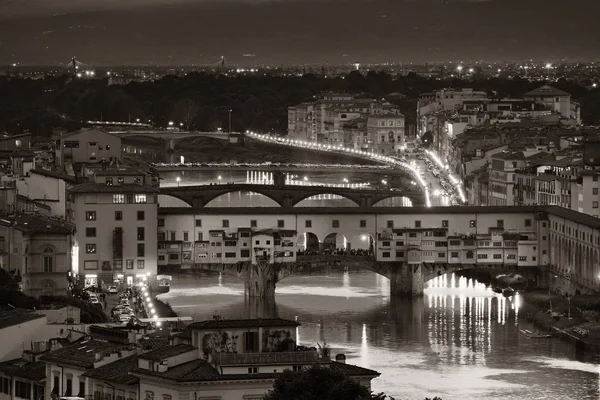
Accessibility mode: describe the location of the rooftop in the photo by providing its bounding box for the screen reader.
[0,359,46,382]
[214,351,325,366]
[138,344,196,361]
[329,361,380,377]
[83,355,139,385]
[30,167,77,183]
[52,128,120,141]
[68,183,159,194]
[188,318,300,330]
[81,355,139,385]
[0,214,74,235]
[524,85,570,98]
[94,167,147,177]
[39,339,133,368]
[132,359,220,382]
[0,308,45,330]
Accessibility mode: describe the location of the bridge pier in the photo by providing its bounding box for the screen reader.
[243,261,277,298]
[164,139,176,152]
[388,263,424,297]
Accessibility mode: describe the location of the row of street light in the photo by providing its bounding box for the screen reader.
[424,150,467,203]
[139,282,162,327]
[248,132,432,206]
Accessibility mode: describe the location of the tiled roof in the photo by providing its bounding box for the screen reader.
[68,183,159,194]
[31,168,77,183]
[330,361,381,377]
[188,318,300,330]
[11,148,35,158]
[525,85,570,97]
[94,168,146,176]
[0,359,46,382]
[82,355,139,385]
[214,351,325,366]
[138,333,170,351]
[52,128,119,141]
[329,361,380,377]
[17,195,52,211]
[132,359,221,382]
[138,344,196,361]
[39,339,133,368]
[0,214,75,235]
[0,308,45,329]
[492,151,525,160]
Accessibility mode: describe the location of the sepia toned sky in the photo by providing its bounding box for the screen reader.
[0,0,598,66]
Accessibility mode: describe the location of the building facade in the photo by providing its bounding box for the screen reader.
[0,214,75,297]
[68,169,158,288]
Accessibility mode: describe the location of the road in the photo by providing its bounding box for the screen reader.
[246,132,467,207]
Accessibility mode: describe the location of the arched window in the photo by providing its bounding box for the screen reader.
[42,246,55,273]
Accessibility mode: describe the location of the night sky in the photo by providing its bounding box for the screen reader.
[0,0,598,66]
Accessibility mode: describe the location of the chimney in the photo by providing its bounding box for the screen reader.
[335,354,346,364]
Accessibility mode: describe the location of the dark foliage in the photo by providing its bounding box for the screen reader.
[1,72,598,137]
[264,365,442,400]
[0,270,107,323]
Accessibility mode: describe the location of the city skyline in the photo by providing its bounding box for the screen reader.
[1,0,599,65]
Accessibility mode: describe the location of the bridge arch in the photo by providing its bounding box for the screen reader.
[296,232,320,253]
[185,136,228,148]
[204,190,281,207]
[372,195,414,207]
[323,233,349,253]
[292,191,360,207]
[294,194,358,207]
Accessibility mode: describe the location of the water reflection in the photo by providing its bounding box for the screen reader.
[159,271,599,400]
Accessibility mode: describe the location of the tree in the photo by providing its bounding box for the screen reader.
[264,366,384,400]
[171,98,200,130]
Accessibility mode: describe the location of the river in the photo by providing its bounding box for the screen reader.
[157,271,600,400]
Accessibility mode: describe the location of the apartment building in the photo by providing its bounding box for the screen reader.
[0,214,75,297]
[157,222,297,269]
[54,128,122,167]
[375,219,542,267]
[287,93,406,154]
[68,167,158,288]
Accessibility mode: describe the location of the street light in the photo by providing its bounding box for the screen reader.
[176,177,181,187]
[218,175,222,184]
[168,121,174,126]
[228,109,232,133]
[457,65,463,79]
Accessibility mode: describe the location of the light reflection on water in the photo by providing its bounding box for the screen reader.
[158,271,600,400]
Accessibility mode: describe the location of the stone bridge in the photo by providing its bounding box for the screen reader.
[168,255,542,298]
[160,183,425,207]
[112,130,243,150]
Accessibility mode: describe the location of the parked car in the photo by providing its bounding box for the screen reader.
[107,286,118,294]
[90,297,100,305]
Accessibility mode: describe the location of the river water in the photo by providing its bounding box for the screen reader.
[158,272,600,400]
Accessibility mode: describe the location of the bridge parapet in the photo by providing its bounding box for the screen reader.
[160,183,425,207]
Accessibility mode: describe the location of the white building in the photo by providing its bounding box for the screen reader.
[571,170,600,218]
[0,214,75,297]
[53,128,122,167]
[524,85,580,124]
[68,169,159,288]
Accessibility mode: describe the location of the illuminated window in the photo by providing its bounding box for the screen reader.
[86,244,96,254]
[134,194,147,203]
[85,211,96,221]
[113,194,125,204]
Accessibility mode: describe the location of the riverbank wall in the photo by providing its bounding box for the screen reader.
[153,298,178,318]
[522,290,600,356]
